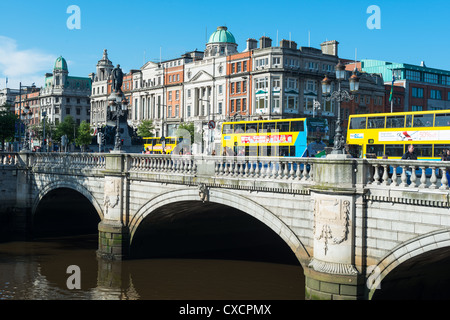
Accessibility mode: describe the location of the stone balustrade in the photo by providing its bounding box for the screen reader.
[0,153,18,166]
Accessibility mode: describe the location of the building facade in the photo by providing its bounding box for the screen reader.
[360,59,450,112]
[90,26,388,153]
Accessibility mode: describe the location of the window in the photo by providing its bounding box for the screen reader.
[306,80,316,92]
[384,145,404,157]
[414,144,433,157]
[406,70,421,81]
[367,116,385,128]
[66,107,71,115]
[411,87,424,98]
[367,144,384,157]
[218,85,222,95]
[411,105,423,111]
[187,89,191,98]
[273,57,281,66]
[287,96,297,109]
[237,62,241,73]
[290,121,304,132]
[424,73,438,84]
[413,114,433,127]
[272,77,280,88]
[287,78,298,89]
[434,144,450,157]
[230,83,235,94]
[223,124,233,134]
[386,115,405,128]
[234,123,245,133]
[277,122,290,132]
[176,90,179,100]
[349,117,366,130]
[231,64,235,73]
[187,105,191,117]
[242,99,246,111]
[262,122,276,132]
[430,89,442,100]
[168,91,172,101]
[236,99,241,111]
[243,80,247,93]
[218,102,222,114]
[243,61,247,71]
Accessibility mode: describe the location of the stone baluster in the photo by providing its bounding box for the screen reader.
[373,164,381,185]
[399,165,408,187]
[288,161,294,180]
[440,167,449,190]
[381,164,390,186]
[410,166,417,187]
[301,162,309,181]
[254,160,260,178]
[419,166,427,188]
[295,161,302,181]
[391,165,398,187]
[429,166,437,189]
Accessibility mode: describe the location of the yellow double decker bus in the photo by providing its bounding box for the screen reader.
[221,117,329,157]
[143,137,180,154]
[346,110,450,160]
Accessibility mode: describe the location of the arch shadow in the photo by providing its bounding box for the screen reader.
[129,187,311,264]
[369,229,450,299]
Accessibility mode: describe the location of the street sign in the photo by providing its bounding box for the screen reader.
[208,120,216,130]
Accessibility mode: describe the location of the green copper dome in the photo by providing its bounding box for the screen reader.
[207,26,236,44]
[54,56,68,71]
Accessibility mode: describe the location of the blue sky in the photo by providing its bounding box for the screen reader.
[0,0,448,89]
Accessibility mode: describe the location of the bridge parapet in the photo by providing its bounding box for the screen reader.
[0,152,19,166]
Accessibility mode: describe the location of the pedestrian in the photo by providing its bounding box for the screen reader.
[401,144,417,184]
[401,144,417,160]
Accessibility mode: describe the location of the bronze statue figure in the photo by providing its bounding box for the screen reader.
[111,64,123,93]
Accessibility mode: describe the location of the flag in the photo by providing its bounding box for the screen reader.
[389,74,395,103]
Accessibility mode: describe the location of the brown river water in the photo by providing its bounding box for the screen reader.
[0,234,305,300]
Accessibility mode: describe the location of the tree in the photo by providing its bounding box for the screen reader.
[136,119,155,137]
[55,115,77,144]
[0,104,18,150]
[75,121,92,152]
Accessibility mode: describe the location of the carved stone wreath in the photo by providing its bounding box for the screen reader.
[198,183,208,203]
[313,199,350,255]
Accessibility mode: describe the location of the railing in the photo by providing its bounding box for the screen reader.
[0,152,18,166]
[29,152,106,170]
[127,154,315,182]
[366,159,450,191]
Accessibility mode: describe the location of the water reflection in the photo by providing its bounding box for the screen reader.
[0,235,305,300]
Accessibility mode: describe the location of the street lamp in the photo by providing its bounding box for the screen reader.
[322,61,360,155]
[20,106,32,151]
[108,94,128,152]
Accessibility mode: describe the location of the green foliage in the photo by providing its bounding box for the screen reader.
[55,115,77,143]
[0,104,18,148]
[136,119,155,137]
[75,121,92,151]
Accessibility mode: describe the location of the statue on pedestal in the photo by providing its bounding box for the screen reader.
[111,64,123,94]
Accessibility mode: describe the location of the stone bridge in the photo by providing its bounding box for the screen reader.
[2,151,450,300]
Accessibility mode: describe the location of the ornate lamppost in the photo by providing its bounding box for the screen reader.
[108,64,128,152]
[20,105,33,151]
[322,61,360,156]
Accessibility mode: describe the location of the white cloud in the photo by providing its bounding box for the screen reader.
[0,36,56,88]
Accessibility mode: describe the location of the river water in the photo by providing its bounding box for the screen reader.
[0,234,305,300]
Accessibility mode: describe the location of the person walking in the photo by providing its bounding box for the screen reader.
[401,144,417,160]
[401,144,417,184]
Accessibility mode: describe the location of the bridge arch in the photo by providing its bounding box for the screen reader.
[129,187,310,263]
[32,179,104,220]
[369,229,450,299]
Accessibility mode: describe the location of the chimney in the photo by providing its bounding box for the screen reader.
[320,40,339,56]
[280,39,297,49]
[259,36,272,49]
[245,38,258,51]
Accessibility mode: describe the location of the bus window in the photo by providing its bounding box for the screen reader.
[385,144,404,157]
[366,144,384,157]
[414,144,432,158]
[223,124,233,134]
[367,116,385,129]
[289,146,296,157]
[277,122,290,132]
[280,146,289,156]
[263,122,276,132]
[405,115,412,127]
[246,124,258,133]
[434,144,450,157]
[291,121,304,132]
[434,113,450,127]
[349,117,366,129]
[234,123,245,133]
[413,114,433,127]
[386,115,405,128]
